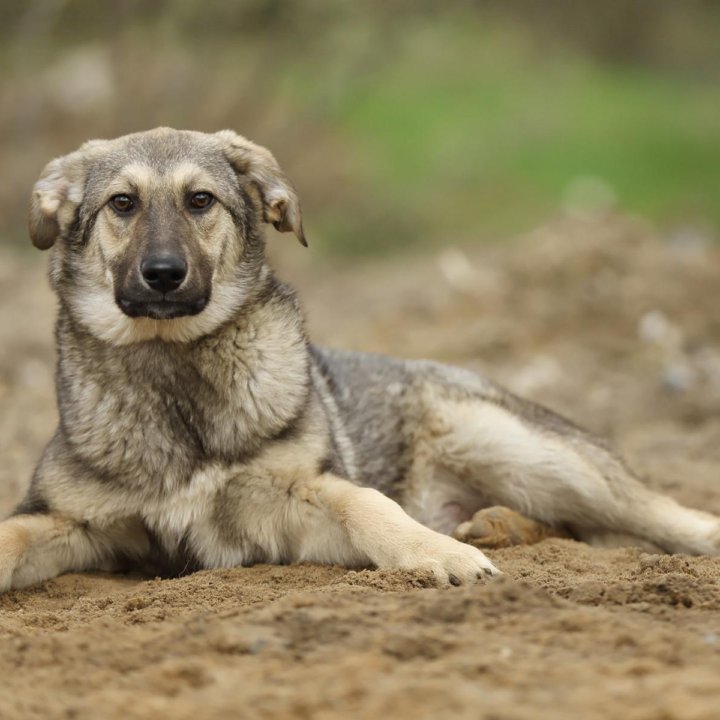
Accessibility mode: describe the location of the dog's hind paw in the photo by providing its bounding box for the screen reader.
[453,506,570,549]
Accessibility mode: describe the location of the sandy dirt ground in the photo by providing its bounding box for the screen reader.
[1,216,719,719]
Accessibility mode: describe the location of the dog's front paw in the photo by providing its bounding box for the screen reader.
[381,530,501,586]
[0,562,13,593]
[0,549,18,594]
[0,522,30,593]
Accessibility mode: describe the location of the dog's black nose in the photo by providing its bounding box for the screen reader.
[141,255,187,294]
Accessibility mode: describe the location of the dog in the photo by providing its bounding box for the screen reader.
[1,127,718,594]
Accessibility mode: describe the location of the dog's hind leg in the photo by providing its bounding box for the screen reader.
[452,506,665,551]
[0,513,149,593]
[424,393,720,556]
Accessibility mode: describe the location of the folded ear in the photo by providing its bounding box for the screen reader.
[28,149,88,250]
[216,130,307,247]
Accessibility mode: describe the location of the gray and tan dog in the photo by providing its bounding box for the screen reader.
[1,127,719,593]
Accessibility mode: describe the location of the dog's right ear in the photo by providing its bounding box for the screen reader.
[28,149,89,250]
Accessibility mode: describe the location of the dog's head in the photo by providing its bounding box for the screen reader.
[29,128,305,344]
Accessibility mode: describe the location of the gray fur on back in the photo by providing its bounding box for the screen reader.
[310,347,414,496]
[309,347,507,495]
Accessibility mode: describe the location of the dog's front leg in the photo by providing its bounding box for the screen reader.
[293,474,500,585]
[0,513,149,593]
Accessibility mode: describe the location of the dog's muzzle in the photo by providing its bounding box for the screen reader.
[116,252,208,320]
[117,297,208,320]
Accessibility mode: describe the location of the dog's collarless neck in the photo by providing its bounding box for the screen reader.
[54,286,311,488]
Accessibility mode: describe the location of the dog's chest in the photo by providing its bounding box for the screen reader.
[140,464,230,561]
[63,375,236,487]
[59,338,307,489]
[137,461,292,570]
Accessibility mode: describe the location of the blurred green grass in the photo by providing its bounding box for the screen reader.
[1,2,719,256]
[288,12,720,253]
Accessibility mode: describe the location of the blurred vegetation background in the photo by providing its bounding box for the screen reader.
[0,0,719,256]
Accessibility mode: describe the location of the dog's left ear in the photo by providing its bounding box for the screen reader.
[216,130,307,247]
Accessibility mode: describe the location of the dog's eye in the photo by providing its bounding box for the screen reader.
[188,192,215,212]
[109,195,135,215]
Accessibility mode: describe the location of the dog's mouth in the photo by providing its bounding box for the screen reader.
[117,297,208,320]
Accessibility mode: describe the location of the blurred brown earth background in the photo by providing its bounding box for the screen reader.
[2,3,720,719]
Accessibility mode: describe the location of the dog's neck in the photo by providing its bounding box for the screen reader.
[54,274,311,489]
